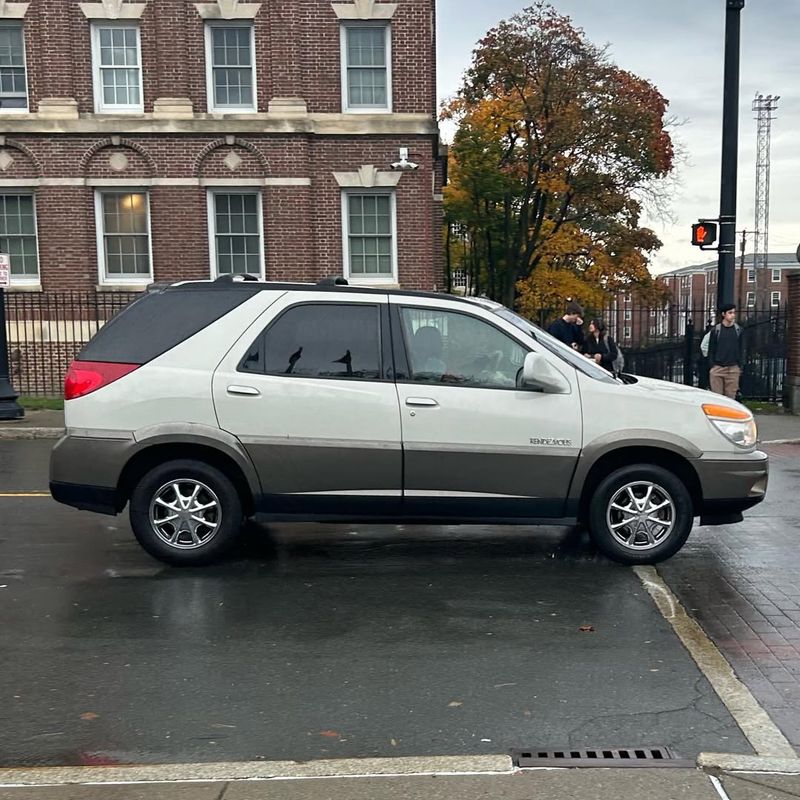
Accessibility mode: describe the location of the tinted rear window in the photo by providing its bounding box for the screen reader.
[78,285,258,364]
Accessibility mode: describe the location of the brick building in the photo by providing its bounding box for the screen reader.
[659,253,796,315]
[0,0,444,295]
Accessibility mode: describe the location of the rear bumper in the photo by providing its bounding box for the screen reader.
[694,450,768,523]
[49,432,131,514]
[50,481,120,515]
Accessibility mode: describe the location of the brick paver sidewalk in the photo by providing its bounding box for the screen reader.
[660,443,800,752]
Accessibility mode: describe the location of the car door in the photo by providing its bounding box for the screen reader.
[390,296,583,519]
[213,292,402,516]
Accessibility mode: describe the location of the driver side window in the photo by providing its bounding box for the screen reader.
[400,306,527,389]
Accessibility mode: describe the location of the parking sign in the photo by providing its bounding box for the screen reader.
[0,253,9,288]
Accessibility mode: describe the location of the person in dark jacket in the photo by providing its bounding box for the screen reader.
[583,318,618,373]
[548,300,585,350]
[700,303,742,399]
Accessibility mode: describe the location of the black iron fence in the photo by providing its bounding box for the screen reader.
[4,291,140,396]
[594,301,788,403]
[1,291,793,402]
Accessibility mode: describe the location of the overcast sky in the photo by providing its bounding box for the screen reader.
[436,0,799,275]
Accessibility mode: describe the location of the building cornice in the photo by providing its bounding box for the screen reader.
[0,112,438,136]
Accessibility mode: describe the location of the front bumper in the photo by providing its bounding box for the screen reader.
[694,449,768,524]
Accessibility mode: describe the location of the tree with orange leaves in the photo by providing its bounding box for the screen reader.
[443,2,675,313]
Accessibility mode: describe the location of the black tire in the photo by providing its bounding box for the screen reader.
[129,459,243,566]
[588,464,693,565]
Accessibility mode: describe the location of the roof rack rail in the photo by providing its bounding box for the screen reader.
[214,273,260,284]
[316,276,349,286]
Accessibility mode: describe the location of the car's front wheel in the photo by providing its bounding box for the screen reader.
[129,459,243,565]
[588,464,693,564]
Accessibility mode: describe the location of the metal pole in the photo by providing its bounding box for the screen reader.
[0,285,24,420]
[717,0,745,311]
[684,314,695,386]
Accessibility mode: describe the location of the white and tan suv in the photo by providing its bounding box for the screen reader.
[50,276,768,566]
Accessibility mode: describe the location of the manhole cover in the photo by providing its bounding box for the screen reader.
[511,747,694,768]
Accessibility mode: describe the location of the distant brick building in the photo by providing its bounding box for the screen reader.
[602,254,796,349]
[0,0,444,295]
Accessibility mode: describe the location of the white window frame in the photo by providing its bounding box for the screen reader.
[746,291,755,308]
[205,22,257,113]
[340,22,392,113]
[94,189,153,286]
[747,269,755,283]
[623,326,632,340]
[0,191,39,284]
[341,189,398,285]
[91,23,143,114]
[206,189,265,280]
[624,309,632,321]
[772,267,781,283]
[771,291,781,308]
[0,21,28,113]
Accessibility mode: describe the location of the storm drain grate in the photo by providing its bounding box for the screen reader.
[511,747,694,768]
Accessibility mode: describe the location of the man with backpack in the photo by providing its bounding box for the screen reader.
[700,303,743,399]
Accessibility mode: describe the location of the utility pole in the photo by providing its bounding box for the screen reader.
[739,228,747,309]
[717,0,744,311]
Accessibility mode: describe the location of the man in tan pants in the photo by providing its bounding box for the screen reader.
[701,304,742,399]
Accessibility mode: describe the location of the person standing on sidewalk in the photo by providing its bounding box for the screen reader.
[701,303,743,399]
[548,300,585,351]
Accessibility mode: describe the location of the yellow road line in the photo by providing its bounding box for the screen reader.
[0,492,49,497]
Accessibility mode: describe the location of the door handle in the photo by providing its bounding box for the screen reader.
[405,397,438,407]
[227,385,261,397]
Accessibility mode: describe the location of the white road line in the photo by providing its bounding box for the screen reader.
[0,755,515,787]
[634,565,796,759]
[709,774,733,800]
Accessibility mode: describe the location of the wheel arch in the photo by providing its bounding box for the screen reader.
[577,446,702,523]
[118,441,257,517]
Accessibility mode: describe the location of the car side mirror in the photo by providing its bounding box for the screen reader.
[521,351,569,393]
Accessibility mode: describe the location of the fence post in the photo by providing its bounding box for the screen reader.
[0,287,24,419]
[683,315,695,386]
[786,272,800,414]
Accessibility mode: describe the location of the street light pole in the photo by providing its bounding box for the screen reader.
[717,0,745,311]
[0,252,24,420]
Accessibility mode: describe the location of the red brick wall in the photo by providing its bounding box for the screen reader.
[788,273,800,380]
[4,134,442,291]
[21,0,436,117]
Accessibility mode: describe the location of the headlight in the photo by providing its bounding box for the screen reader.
[702,403,757,448]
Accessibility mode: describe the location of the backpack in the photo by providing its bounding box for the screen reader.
[701,323,742,359]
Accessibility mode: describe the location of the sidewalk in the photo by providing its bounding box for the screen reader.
[1,760,800,800]
[1,409,798,442]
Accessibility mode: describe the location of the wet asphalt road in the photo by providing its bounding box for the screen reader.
[0,441,756,767]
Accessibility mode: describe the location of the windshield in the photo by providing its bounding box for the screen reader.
[492,306,618,384]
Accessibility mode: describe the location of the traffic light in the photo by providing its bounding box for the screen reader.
[691,222,718,247]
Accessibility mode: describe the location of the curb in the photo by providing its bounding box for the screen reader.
[761,438,800,446]
[698,752,800,774]
[0,755,514,787]
[0,427,63,440]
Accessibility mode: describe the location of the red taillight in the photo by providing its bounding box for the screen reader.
[64,360,140,400]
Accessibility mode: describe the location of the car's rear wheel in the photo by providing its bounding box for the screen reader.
[588,464,693,564]
[129,459,243,565]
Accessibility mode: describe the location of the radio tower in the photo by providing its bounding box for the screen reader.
[752,93,779,308]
